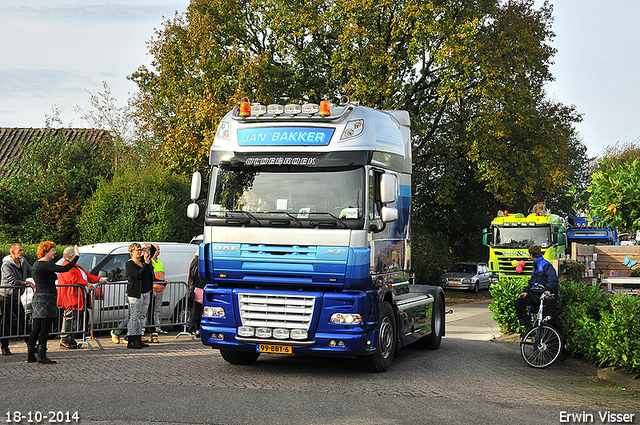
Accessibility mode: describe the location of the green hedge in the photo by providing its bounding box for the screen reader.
[597,295,640,375]
[488,277,528,334]
[490,280,640,377]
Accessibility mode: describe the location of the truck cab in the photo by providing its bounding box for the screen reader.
[482,203,566,278]
[188,99,444,372]
[566,216,618,249]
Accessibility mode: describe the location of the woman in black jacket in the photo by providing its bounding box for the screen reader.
[124,243,154,349]
[28,242,79,364]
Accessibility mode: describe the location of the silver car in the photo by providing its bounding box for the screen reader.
[438,262,491,292]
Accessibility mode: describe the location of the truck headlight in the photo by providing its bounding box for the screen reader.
[340,119,364,140]
[330,313,362,325]
[203,306,225,318]
[216,121,230,140]
[290,329,308,340]
[238,326,254,337]
[255,327,272,338]
[273,329,290,339]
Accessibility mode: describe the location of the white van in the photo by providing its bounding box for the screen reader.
[71,242,198,329]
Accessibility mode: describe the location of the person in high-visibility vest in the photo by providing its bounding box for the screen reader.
[149,244,168,343]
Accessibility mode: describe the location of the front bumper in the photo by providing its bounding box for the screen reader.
[439,281,474,290]
[200,323,378,356]
[200,286,381,356]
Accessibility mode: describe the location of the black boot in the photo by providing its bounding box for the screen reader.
[133,335,147,349]
[26,343,37,363]
[1,344,11,356]
[36,347,56,365]
[127,335,141,349]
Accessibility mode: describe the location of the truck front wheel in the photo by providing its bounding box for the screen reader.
[219,349,260,365]
[359,301,397,373]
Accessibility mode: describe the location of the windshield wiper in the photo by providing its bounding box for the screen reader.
[267,212,302,227]
[222,211,261,226]
[304,212,348,229]
[225,210,305,227]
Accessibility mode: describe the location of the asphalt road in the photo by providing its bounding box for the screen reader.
[1,300,638,425]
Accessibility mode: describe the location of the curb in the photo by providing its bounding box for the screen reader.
[494,332,640,391]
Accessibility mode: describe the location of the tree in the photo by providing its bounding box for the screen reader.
[78,164,200,243]
[75,81,156,172]
[587,157,640,232]
[0,123,112,244]
[592,140,640,170]
[131,0,587,280]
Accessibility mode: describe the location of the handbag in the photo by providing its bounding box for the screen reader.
[194,287,204,304]
[21,286,34,309]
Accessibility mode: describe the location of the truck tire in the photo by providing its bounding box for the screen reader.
[359,301,397,373]
[219,348,261,365]
[418,294,444,350]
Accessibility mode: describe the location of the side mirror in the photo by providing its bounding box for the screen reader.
[381,206,398,223]
[187,202,200,220]
[557,232,565,246]
[482,228,490,246]
[379,173,397,204]
[190,171,202,201]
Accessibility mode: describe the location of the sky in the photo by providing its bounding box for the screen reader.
[1,0,639,158]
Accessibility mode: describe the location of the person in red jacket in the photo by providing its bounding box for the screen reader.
[57,246,107,349]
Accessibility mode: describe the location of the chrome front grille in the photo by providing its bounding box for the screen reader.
[238,293,315,330]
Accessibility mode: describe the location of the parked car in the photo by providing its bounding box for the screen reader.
[438,262,491,292]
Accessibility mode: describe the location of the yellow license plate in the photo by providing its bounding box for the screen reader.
[258,344,292,354]
[448,282,461,287]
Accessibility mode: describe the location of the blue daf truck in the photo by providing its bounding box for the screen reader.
[187,99,445,372]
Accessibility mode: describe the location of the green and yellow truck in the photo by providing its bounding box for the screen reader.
[482,203,566,278]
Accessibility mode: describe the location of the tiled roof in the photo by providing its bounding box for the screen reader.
[0,128,109,177]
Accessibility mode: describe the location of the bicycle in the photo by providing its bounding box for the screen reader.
[519,293,563,368]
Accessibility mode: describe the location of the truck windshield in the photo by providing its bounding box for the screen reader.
[206,167,365,227]
[492,226,551,248]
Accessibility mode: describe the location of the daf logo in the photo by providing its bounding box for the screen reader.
[213,245,239,252]
[327,249,347,255]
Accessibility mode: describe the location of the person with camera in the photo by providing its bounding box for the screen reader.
[124,243,154,349]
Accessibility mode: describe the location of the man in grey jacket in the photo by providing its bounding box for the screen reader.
[1,243,33,355]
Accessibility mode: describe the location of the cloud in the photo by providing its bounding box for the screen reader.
[0,68,95,100]
[0,1,184,24]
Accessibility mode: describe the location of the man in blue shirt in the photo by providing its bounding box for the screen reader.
[514,245,559,331]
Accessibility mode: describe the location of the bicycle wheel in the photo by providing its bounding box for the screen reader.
[520,325,562,368]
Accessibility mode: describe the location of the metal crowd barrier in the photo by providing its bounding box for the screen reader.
[0,284,32,345]
[0,280,193,351]
[90,280,193,346]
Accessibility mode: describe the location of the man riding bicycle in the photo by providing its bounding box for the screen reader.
[514,245,559,332]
